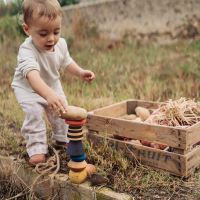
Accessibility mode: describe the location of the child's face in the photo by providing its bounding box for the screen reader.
[23,15,62,52]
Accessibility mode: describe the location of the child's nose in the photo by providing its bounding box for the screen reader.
[47,34,54,42]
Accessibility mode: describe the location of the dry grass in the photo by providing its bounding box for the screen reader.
[146,97,200,127]
[84,135,200,199]
[0,157,39,200]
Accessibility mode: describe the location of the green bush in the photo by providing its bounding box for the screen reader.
[0,0,79,18]
[59,0,80,6]
[9,0,22,16]
[0,14,24,42]
[0,0,22,17]
[0,1,7,17]
[0,0,80,42]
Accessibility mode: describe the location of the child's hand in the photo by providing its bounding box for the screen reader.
[46,92,67,116]
[80,69,95,82]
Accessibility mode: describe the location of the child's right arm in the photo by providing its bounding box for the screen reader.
[26,70,67,115]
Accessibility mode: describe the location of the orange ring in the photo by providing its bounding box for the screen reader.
[65,119,87,126]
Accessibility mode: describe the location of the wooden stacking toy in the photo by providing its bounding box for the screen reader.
[61,106,95,184]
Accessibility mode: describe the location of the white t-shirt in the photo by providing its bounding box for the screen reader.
[11,37,73,103]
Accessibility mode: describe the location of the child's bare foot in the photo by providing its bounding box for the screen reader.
[29,154,46,166]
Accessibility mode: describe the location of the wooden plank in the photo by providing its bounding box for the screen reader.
[90,100,127,117]
[185,145,200,177]
[186,122,200,148]
[87,132,186,177]
[87,114,187,149]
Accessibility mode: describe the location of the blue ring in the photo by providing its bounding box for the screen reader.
[70,154,86,162]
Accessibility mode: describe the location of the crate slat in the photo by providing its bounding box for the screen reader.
[185,146,200,176]
[92,100,127,117]
[87,132,187,177]
[87,114,187,149]
[186,122,200,148]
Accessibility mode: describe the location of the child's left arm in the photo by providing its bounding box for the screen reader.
[65,61,95,82]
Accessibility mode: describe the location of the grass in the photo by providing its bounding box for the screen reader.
[1,15,200,199]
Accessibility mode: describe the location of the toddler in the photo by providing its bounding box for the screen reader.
[11,0,95,165]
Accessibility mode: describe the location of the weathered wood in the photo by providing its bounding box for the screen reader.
[185,145,200,176]
[87,132,187,177]
[186,122,200,148]
[87,114,187,149]
[91,100,127,117]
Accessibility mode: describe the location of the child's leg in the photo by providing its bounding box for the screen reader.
[45,106,68,144]
[20,102,48,161]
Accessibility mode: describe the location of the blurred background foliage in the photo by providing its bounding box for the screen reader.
[0,0,22,17]
[59,0,80,6]
[0,0,80,17]
[0,0,81,42]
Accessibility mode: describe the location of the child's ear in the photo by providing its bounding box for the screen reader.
[22,23,30,36]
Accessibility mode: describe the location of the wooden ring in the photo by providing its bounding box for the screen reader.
[65,119,87,126]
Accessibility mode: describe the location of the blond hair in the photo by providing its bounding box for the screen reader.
[22,0,62,24]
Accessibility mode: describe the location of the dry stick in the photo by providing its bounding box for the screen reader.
[146,98,200,127]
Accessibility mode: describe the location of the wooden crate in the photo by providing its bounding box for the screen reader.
[86,99,200,177]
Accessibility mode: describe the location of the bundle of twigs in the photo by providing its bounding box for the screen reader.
[146,97,200,127]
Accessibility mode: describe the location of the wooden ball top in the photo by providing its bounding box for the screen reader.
[61,106,87,120]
